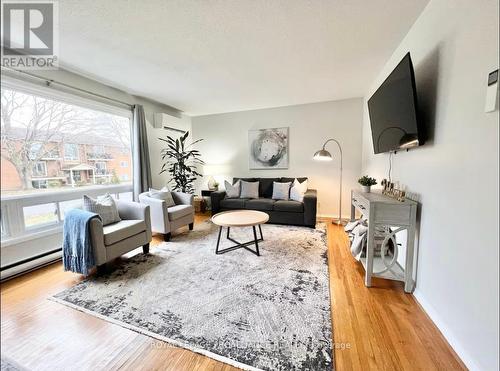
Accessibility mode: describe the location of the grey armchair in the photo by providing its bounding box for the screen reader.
[139,191,195,241]
[89,200,152,274]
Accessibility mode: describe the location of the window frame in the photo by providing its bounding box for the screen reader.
[94,161,107,175]
[32,161,48,177]
[1,76,134,247]
[63,143,80,161]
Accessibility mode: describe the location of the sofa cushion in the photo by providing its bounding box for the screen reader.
[167,204,194,221]
[103,219,146,245]
[258,178,281,198]
[224,180,240,198]
[280,177,308,184]
[290,178,309,202]
[245,198,275,211]
[272,181,292,200]
[220,198,249,209]
[83,193,121,226]
[273,200,304,213]
[240,180,259,199]
[148,187,175,207]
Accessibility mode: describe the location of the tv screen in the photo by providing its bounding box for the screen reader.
[368,53,421,154]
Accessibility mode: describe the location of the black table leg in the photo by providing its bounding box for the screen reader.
[215,225,263,256]
[252,226,260,256]
[215,226,223,254]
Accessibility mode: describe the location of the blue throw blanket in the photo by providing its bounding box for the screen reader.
[62,209,101,275]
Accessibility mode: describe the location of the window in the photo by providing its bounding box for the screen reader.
[93,145,105,154]
[120,174,129,181]
[1,83,133,248]
[32,179,48,189]
[42,146,60,159]
[32,161,47,177]
[64,143,79,161]
[29,143,42,160]
[23,203,58,229]
[120,161,128,168]
[95,162,107,175]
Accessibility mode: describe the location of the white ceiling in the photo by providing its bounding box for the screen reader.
[58,0,429,116]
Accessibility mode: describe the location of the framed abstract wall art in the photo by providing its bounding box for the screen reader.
[248,127,289,169]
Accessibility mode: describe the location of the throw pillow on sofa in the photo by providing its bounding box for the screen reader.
[149,187,175,207]
[290,178,308,202]
[224,180,241,198]
[240,180,259,199]
[83,193,121,225]
[272,181,292,200]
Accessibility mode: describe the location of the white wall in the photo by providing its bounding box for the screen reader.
[191,99,363,217]
[361,1,499,369]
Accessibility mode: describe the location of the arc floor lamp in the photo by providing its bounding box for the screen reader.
[313,138,343,225]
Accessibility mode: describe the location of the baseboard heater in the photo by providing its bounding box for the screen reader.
[0,248,62,281]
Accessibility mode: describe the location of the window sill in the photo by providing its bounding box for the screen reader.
[1,226,62,247]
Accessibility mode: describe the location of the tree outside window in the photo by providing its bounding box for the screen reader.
[1,87,132,193]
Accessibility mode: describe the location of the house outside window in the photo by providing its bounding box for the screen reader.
[64,143,79,161]
[32,162,47,177]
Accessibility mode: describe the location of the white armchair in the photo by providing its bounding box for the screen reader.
[139,191,195,241]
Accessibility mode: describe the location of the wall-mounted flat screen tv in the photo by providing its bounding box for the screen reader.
[368,52,422,154]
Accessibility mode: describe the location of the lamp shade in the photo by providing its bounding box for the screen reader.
[313,149,333,161]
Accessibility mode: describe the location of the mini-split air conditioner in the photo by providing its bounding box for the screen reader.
[153,112,186,133]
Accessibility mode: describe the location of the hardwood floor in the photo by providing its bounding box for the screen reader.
[1,215,466,370]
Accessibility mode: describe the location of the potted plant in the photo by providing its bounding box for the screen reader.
[159,131,205,194]
[358,175,377,193]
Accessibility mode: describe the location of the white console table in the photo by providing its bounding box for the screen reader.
[350,190,418,293]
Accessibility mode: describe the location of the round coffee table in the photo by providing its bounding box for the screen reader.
[211,210,269,256]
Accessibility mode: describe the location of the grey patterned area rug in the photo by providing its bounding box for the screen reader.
[52,221,333,371]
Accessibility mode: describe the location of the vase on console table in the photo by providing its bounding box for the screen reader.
[357,175,377,193]
[207,176,219,191]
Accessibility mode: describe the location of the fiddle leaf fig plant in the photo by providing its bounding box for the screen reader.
[358,175,377,187]
[159,131,204,194]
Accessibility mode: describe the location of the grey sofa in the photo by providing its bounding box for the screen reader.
[211,177,317,227]
[89,200,152,274]
[139,191,195,241]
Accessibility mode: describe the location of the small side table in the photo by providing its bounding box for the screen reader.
[201,189,216,197]
[201,189,217,210]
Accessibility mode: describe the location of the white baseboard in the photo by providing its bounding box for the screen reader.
[413,289,480,371]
